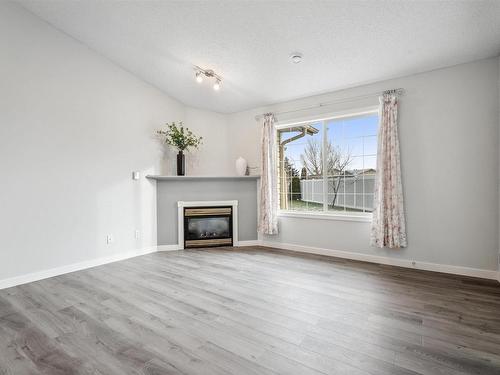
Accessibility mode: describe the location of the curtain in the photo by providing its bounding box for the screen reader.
[258,113,279,235]
[371,94,407,248]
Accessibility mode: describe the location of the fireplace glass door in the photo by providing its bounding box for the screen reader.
[184,206,233,248]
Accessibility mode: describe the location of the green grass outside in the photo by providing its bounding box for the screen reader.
[285,199,367,213]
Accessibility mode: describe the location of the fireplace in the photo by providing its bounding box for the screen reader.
[177,200,239,249]
[183,206,233,248]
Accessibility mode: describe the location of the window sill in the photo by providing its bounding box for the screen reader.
[278,210,372,222]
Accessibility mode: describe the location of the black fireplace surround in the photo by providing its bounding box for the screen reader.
[184,206,233,248]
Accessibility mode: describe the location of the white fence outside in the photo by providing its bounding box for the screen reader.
[299,175,376,211]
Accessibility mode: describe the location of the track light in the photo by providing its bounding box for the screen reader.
[195,71,203,83]
[213,79,221,91]
[194,66,223,91]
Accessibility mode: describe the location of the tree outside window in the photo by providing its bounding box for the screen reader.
[277,111,378,214]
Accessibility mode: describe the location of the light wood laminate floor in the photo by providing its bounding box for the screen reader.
[1,246,500,375]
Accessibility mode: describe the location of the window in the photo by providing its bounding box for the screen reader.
[277,108,379,217]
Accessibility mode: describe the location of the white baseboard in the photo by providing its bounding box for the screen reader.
[237,240,261,247]
[260,241,499,281]
[156,244,182,251]
[0,246,158,290]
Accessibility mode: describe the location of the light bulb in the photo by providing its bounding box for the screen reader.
[213,79,221,91]
[195,71,203,83]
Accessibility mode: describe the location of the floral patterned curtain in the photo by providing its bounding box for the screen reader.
[258,113,279,235]
[371,94,407,248]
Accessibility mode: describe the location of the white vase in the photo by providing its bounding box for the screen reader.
[235,157,248,176]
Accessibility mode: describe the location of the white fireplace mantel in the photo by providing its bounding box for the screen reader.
[177,200,239,249]
[147,175,260,181]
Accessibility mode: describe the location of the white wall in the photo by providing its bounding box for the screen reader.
[0,2,229,283]
[228,58,500,272]
[182,107,232,176]
[157,107,232,176]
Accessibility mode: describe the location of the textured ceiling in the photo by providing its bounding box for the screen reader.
[19,0,500,113]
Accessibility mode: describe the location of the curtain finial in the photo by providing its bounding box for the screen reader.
[383,88,404,96]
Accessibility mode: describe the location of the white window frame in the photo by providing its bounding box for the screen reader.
[275,106,379,222]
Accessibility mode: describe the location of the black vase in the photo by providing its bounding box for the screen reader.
[177,150,185,176]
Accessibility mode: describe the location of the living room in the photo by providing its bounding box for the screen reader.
[1,1,500,374]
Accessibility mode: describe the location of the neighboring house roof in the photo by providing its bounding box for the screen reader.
[351,168,376,175]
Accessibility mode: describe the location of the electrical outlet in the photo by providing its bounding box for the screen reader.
[106,234,114,244]
[134,230,140,240]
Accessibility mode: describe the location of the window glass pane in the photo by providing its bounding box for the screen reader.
[277,111,378,215]
[347,156,364,173]
[278,122,323,211]
[363,135,378,157]
[363,155,377,171]
[325,112,379,213]
[349,138,364,157]
[364,194,375,212]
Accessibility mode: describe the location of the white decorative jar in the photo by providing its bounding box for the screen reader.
[235,157,248,176]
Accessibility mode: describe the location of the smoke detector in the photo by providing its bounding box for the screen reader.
[289,52,303,64]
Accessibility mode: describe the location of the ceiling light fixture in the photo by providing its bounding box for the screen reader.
[213,79,221,91]
[289,52,303,64]
[194,66,223,91]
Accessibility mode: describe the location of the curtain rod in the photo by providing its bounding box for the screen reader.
[254,88,404,121]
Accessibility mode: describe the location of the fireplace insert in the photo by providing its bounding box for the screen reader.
[183,206,233,248]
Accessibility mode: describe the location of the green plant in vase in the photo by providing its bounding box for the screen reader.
[157,122,203,176]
